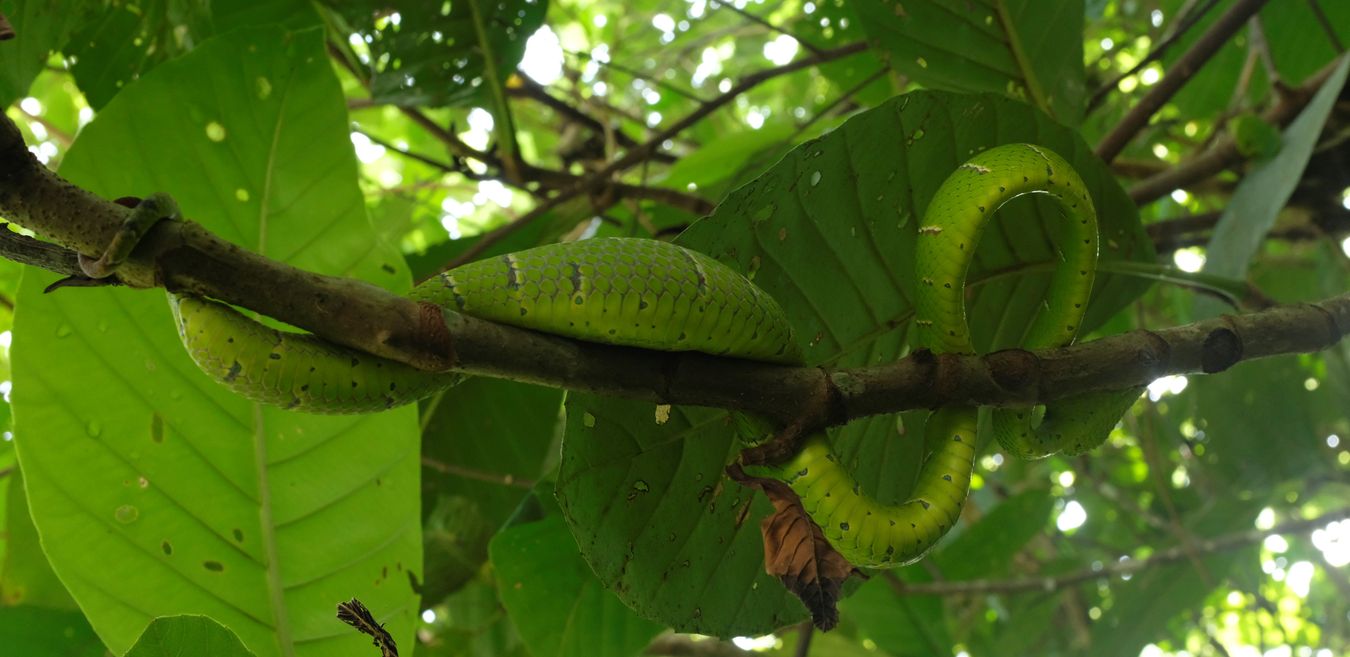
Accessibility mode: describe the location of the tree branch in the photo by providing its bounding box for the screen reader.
[1086,0,1222,113]
[1128,55,1344,205]
[884,509,1349,596]
[1096,0,1271,163]
[2,111,1346,432]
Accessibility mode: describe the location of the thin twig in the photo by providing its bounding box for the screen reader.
[15,107,73,147]
[1097,0,1272,163]
[565,48,706,103]
[1128,55,1342,205]
[509,74,675,162]
[1087,0,1222,113]
[709,0,825,56]
[885,509,1349,596]
[445,41,868,269]
[1305,0,1345,53]
[421,456,535,489]
[793,622,814,657]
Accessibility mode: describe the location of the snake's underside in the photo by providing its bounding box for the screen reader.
[171,143,1137,569]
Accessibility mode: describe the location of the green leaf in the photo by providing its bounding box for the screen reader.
[855,0,1087,122]
[0,0,80,107]
[126,615,255,657]
[12,26,420,657]
[65,0,320,110]
[490,514,663,657]
[933,488,1055,580]
[0,604,106,656]
[1196,54,1350,318]
[320,0,548,108]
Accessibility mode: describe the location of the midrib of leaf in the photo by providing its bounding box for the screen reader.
[252,66,296,657]
[993,0,1051,115]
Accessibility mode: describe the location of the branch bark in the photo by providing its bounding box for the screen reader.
[1,112,1346,430]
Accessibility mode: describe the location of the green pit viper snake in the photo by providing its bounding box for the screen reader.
[98,143,1139,569]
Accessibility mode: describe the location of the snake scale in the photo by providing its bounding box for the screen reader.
[150,143,1138,568]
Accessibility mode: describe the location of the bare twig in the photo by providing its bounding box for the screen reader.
[793,622,814,657]
[884,509,1349,596]
[509,74,675,163]
[565,48,706,103]
[420,456,534,489]
[14,107,73,147]
[1087,0,1222,113]
[1128,56,1342,205]
[446,41,869,269]
[709,0,825,56]
[1097,0,1271,163]
[1305,0,1345,53]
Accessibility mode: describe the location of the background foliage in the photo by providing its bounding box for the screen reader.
[0,1,1347,657]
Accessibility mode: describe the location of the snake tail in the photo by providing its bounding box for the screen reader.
[172,237,800,414]
[170,295,463,413]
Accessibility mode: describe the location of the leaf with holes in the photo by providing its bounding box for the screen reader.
[559,90,1151,635]
[12,26,420,657]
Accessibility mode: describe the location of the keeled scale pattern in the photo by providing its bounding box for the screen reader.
[412,238,801,364]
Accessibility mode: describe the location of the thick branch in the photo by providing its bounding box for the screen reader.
[885,509,1348,596]
[1096,0,1270,163]
[1,112,1346,429]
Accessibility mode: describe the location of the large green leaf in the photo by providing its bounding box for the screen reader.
[559,90,1152,634]
[855,0,1086,123]
[126,615,255,657]
[490,514,663,657]
[12,26,420,657]
[0,0,79,107]
[65,0,320,110]
[321,0,548,108]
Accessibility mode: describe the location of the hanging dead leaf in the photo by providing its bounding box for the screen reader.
[727,464,857,630]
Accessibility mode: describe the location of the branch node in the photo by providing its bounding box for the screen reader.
[1200,326,1243,373]
[985,348,1039,394]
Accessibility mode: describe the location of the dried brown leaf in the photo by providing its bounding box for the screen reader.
[728,464,856,630]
